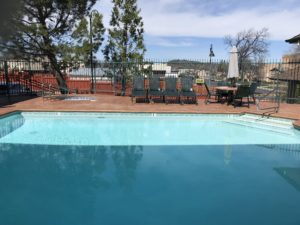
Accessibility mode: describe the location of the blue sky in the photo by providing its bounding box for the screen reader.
[95,0,299,60]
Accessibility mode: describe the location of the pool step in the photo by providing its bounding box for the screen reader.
[240,114,293,126]
[233,117,293,130]
[224,115,294,135]
[225,120,293,135]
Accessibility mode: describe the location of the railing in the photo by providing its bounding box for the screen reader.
[1,59,300,104]
[255,69,281,115]
[258,144,300,156]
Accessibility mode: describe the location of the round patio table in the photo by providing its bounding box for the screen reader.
[215,86,237,92]
[215,86,238,104]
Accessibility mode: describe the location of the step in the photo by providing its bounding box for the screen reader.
[241,114,293,124]
[233,117,293,130]
[224,120,294,136]
[239,114,293,126]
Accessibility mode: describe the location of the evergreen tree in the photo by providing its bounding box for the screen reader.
[0,0,22,44]
[71,12,105,64]
[104,0,146,62]
[104,0,146,95]
[0,0,98,93]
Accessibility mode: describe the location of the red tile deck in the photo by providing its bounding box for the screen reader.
[1,95,300,128]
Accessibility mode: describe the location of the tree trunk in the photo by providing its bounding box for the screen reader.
[48,55,68,94]
[120,64,127,96]
[121,73,126,96]
[54,70,68,94]
[40,20,68,94]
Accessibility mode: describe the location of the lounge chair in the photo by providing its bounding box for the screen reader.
[164,77,179,104]
[180,76,198,104]
[131,76,147,103]
[148,76,163,103]
[204,83,221,104]
[232,85,250,107]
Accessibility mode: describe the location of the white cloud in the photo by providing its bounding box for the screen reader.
[96,0,300,41]
[142,8,300,40]
[147,37,195,47]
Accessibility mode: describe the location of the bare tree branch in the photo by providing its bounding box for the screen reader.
[224,28,270,63]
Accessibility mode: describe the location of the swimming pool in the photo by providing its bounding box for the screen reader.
[0,112,300,225]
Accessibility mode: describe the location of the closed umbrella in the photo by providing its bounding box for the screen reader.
[227,46,239,79]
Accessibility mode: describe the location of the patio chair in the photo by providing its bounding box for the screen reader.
[131,76,147,103]
[204,83,221,104]
[232,85,250,107]
[164,77,179,104]
[148,76,163,103]
[249,82,258,102]
[180,76,198,104]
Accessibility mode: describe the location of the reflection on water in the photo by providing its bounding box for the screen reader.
[224,145,232,165]
[274,167,300,192]
[0,144,143,189]
[258,144,300,159]
[225,144,300,192]
[0,144,143,225]
[111,146,143,188]
[258,144,300,152]
[1,144,300,225]
[223,144,300,165]
[0,113,25,139]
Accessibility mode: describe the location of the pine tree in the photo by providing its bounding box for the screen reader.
[0,0,98,93]
[104,0,146,95]
[104,0,146,63]
[71,12,105,64]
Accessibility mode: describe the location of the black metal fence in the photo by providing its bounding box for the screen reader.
[1,59,300,103]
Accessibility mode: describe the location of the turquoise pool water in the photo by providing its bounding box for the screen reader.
[0,112,300,225]
[1,112,300,145]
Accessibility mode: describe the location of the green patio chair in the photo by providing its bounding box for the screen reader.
[249,82,258,102]
[148,76,163,103]
[131,76,147,103]
[204,83,221,104]
[164,77,179,104]
[180,76,198,104]
[233,85,250,107]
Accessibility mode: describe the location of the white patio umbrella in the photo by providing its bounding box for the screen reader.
[227,46,239,79]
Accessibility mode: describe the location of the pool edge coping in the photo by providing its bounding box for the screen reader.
[1,109,300,131]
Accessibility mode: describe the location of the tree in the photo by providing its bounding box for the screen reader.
[104,0,145,62]
[224,28,270,63]
[0,0,22,36]
[0,0,97,93]
[217,60,228,75]
[0,0,23,58]
[104,0,146,95]
[71,11,105,64]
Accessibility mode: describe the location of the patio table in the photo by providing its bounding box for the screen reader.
[215,86,237,92]
[215,86,238,104]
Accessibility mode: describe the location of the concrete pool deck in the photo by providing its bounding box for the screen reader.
[1,95,300,128]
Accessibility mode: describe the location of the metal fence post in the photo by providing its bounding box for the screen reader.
[112,62,116,94]
[276,65,281,112]
[4,61,10,98]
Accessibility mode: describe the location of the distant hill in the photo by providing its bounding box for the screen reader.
[167,59,209,71]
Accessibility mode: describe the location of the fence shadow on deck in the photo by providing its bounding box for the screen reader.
[0,96,38,108]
